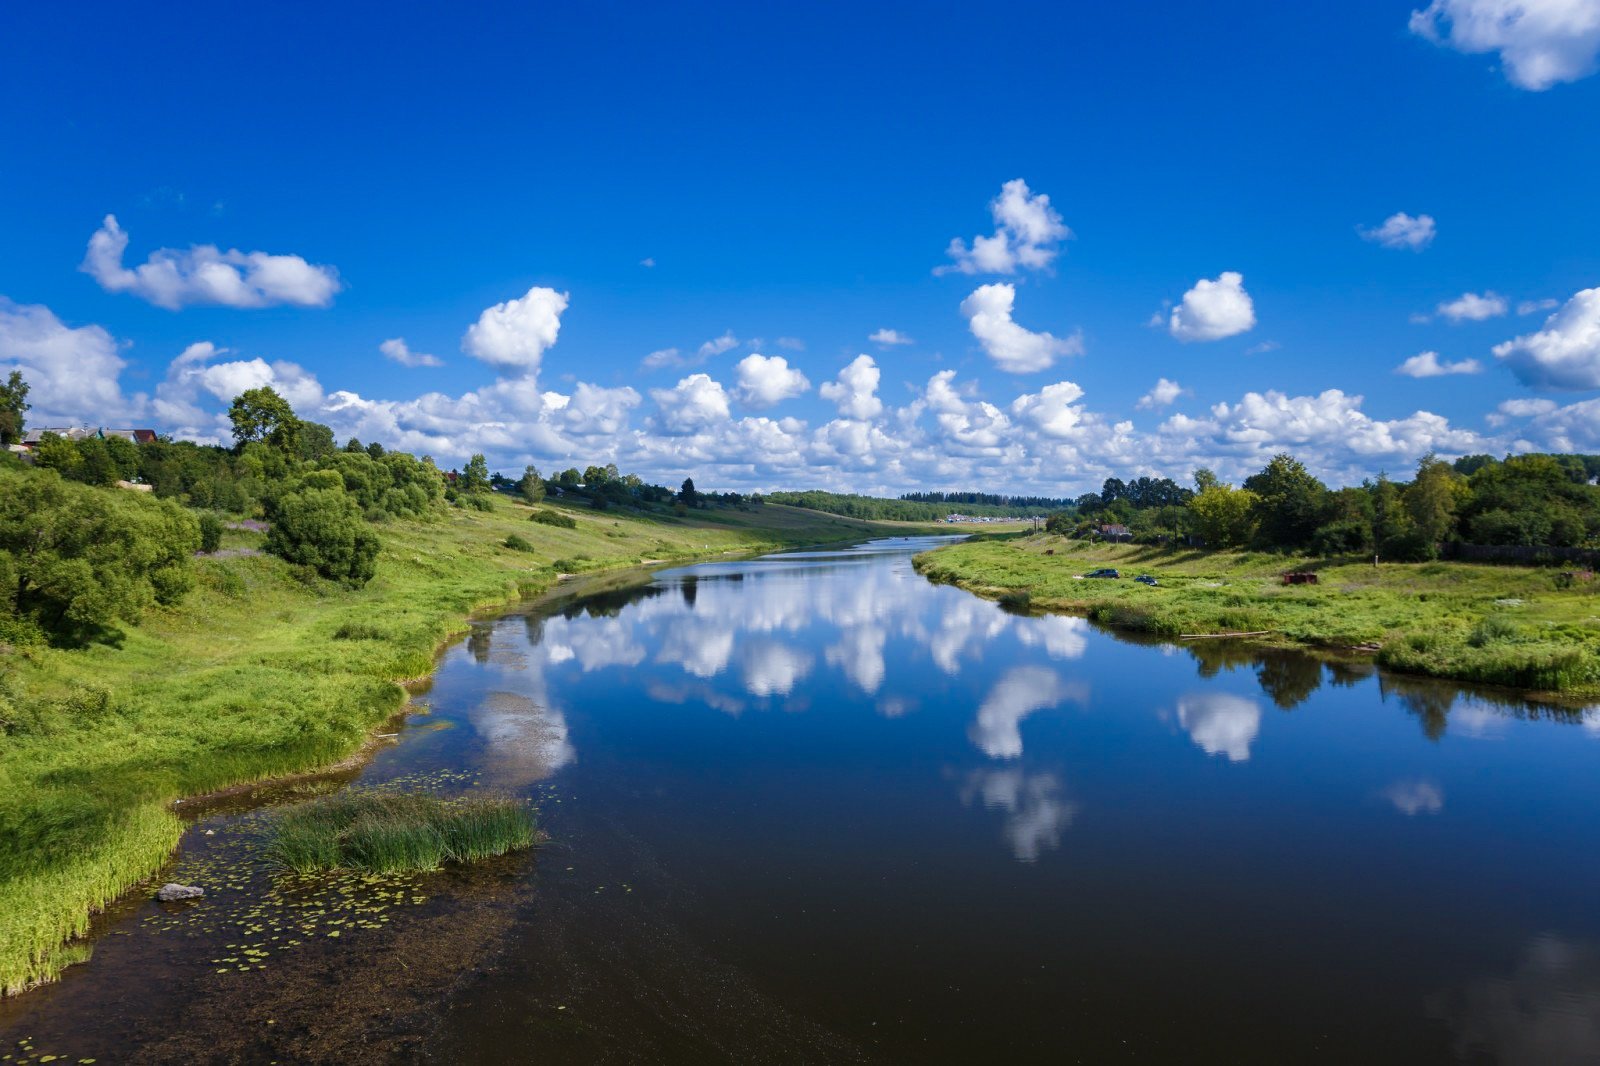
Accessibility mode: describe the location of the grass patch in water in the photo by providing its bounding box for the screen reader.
[270,792,537,875]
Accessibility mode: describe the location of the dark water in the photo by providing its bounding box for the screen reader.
[5,536,1600,1063]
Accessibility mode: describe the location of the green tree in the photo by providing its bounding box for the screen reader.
[0,467,199,641]
[459,453,491,495]
[0,370,29,446]
[1243,454,1329,550]
[1193,467,1220,493]
[1188,484,1259,548]
[1404,453,1466,552]
[228,386,302,452]
[679,477,698,506]
[518,465,545,504]
[264,477,379,586]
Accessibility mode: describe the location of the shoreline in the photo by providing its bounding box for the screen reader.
[913,535,1600,706]
[0,502,934,996]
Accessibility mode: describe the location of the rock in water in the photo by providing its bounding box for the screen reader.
[156,883,204,902]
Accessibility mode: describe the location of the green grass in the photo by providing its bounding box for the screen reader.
[914,533,1600,697]
[0,495,932,995]
[270,791,536,875]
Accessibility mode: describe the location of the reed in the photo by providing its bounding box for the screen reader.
[269,791,536,874]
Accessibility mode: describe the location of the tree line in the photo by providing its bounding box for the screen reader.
[1048,452,1600,559]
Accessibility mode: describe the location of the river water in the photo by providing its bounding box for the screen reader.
[4,536,1600,1063]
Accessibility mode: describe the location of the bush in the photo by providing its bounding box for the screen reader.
[456,492,494,512]
[529,509,576,529]
[503,534,536,553]
[264,483,380,587]
[198,512,225,553]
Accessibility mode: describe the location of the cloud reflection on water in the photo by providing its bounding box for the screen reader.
[1175,693,1262,762]
[960,766,1078,863]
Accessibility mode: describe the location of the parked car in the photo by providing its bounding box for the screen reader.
[1134,574,1158,586]
[1083,568,1120,579]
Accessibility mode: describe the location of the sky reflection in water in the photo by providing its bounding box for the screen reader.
[438,536,1600,1062]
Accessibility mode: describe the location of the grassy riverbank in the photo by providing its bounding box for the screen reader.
[0,496,918,994]
[914,534,1600,696]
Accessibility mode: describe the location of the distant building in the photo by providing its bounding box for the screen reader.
[19,426,156,449]
[1098,523,1132,542]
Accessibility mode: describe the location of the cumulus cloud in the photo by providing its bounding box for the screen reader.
[642,347,682,369]
[869,328,914,347]
[961,283,1084,373]
[939,179,1070,276]
[1360,211,1438,250]
[1168,272,1256,342]
[154,341,325,440]
[819,355,884,420]
[1176,693,1261,762]
[1437,291,1509,322]
[81,215,340,310]
[651,373,732,432]
[379,338,442,368]
[1396,351,1483,377]
[1137,377,1186,409]
[1410,0,1600,90]
[1493,286,1600,388]
[0,298,141,424]
[1010,381,1091,438]
[733,353,810,408]
[461,286,568,377]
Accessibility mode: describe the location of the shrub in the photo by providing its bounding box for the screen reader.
[529,509,576,529]
[503,533,536,553]
[457,492,494,512]
[1469,614,1520,648]
[264,483,380,587]
[197,512,225,553]
[332,621,387,641]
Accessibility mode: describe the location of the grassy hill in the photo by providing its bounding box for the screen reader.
[0,496,923,995]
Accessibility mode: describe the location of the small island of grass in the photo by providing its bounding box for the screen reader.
[271,792,537,875]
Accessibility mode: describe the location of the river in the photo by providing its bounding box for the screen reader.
[4,536,1600,1063]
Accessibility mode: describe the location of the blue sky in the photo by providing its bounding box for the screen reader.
[4,1,1600,493]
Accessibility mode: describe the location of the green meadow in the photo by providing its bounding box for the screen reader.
[914,534,1600,697]
[0,495,918,994]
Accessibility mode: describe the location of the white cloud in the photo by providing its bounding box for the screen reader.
[969,666,1084,759]
[639,257,656,268]
[697,331,739,359]
[1497,397,1560,417]
[1176,693,1261,762]
[869,328,914,347]
[650,373,732,432]
[642,347,681,369]
[1359,211,1438,250]
[1409,0,1600,90]
[379,338,442,368]
[1518,298,1559,315]
[1493,286,1600,388]
[775,336,805,351]
[1010,381,1090,438]
[1244,340,1281,355]
[152,341,325,442]
[0,298,141,424]
[733,353,810,408]
[81,215,340,310]
[461,286,568,377]
[819,355,884,420]
[1137,377,1186,409]
[1168,272,1256,342]
[960,283,1084,373]
[1383,780,1444,815]
[1437,291,1509,322]
[938,179,1070,276]
[1396,350,1483,377]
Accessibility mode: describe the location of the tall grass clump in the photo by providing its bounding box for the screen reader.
[269,791,536,875]
[529,509,577,529]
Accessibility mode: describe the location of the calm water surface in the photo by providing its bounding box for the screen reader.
[5,536,1600,1063]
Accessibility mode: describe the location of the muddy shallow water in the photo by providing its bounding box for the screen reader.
[5,536,1600,1064]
